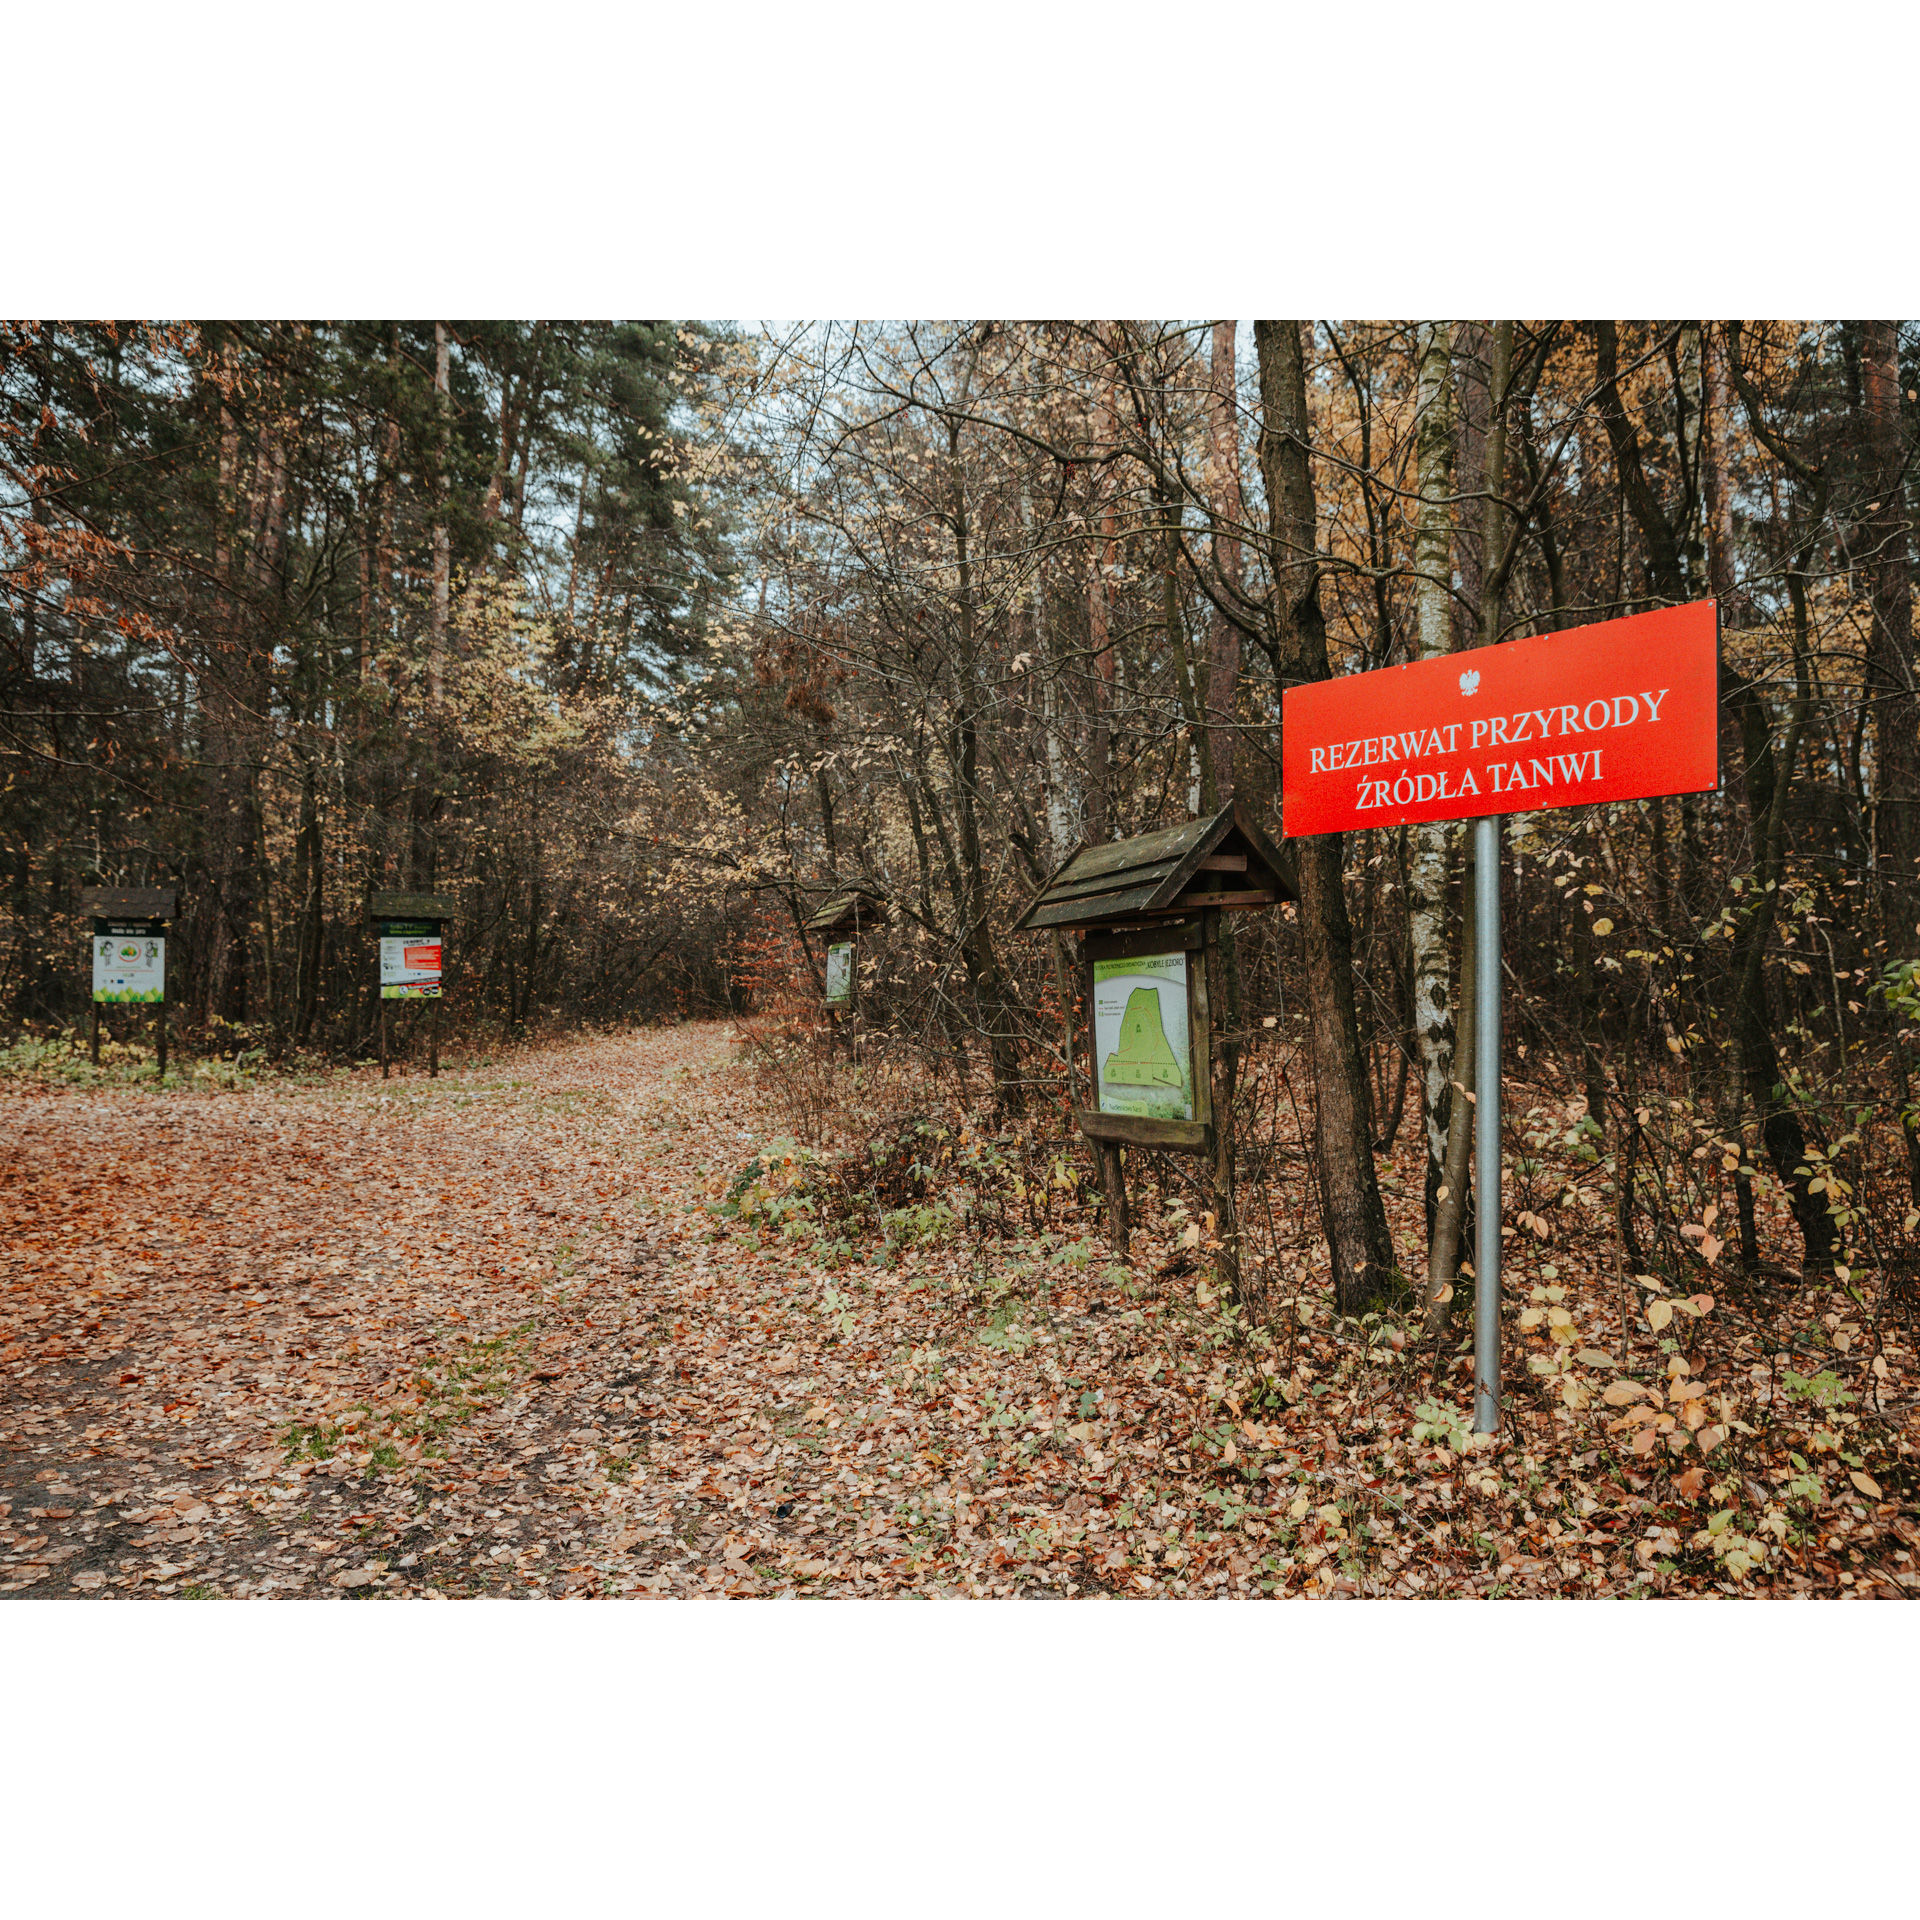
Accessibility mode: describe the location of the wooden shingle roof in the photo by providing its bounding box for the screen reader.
[802,890,885,936]
[369,892,456,921]
[1013,803,1294,933]
[81,887,177,919]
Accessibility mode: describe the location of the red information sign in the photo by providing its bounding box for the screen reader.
[1282,601,1719,837]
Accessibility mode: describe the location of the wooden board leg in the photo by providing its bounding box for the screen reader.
[1211,1123,1241,1307]
[430,1000,440,1078]
[90,1003,100,1067]
[1099,1141,1130,1257]
[157,998,168,1079]
[381,1002,390,1080]
[1210,1041,1240,1307]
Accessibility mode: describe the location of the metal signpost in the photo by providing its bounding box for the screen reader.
[1282,601,1721,1432]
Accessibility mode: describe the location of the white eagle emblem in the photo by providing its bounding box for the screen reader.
[1459,669,1481,695]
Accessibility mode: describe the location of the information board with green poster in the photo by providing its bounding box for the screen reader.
[379,919,444,999]
[824,940,854,1006]
[1092,950,1192,1121]
[92,921,167,1004]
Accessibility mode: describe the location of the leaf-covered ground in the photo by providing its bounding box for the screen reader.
[2,1023,1915,1599]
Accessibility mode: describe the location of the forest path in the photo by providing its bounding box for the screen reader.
[0,1021,838,1599]
[15,1022,1901,1600]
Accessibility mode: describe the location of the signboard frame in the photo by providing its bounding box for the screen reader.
[1078,919,1211,1152]
[92,919,168,1005]
[378,919,446,1001]
[823,938,855,1008]
[1015,805,1295,1271]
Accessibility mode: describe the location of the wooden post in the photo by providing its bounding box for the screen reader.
[1081,942,1131,1256]
[156,991,168,1079]
[381,1002,390,1079]
[90,1002,100,1067]
[1099,1141,1131,1255]
[1204,912,1240,1305]
[430,998,441,1078]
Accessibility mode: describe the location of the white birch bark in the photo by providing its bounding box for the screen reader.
[431,321,451,712]
[1024,480,1078,859]
[1087,354,1118,839]
[1408,322,1457,1246]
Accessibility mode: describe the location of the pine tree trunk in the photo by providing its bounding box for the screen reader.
[946,403,1023,1113]
[1254,319,1396,1315]
[1206,321,1244,803]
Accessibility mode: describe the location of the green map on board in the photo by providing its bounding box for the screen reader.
[1102,987,1183,1088]
[1092,951,1192,1119]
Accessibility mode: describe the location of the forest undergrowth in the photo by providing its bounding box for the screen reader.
[3,1018,1914,1600]
[730,1010,1919,1597]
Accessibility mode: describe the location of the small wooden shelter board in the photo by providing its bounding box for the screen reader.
[79,888,178,1065]
[1016,804,1294,1155]
[367,894,455,1076]
[802,890,884,1010]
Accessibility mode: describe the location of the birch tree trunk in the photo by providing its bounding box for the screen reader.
[1451,322,1489,649]
[431,321,451,713]
[1407,323,1459,1313]
[1426,321,1511,1327]
[1164,470,1214,814]
[1024,479,1077,860]
[1086,353,1119,839]
[1861,321,1919,926]
[1477,320,1514,649]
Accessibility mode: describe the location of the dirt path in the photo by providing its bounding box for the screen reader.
[0,1021,1327,1600]
[5,1020,1228,1601]
[9,1022,1912,1600]
[0,1025,790,1598]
